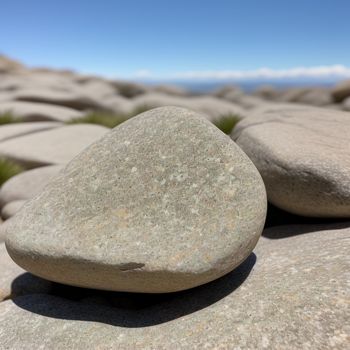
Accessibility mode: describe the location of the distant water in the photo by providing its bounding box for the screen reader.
[144,80,337,93]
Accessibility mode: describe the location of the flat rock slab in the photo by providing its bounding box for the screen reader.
[227,94,269,109]
[0,124,109,168]
[0,71,78,93]
[232,104,350,217]
[0,101,84,122]
[101,95,134,115]
[1,200,26,220]
[1,223,349,349]
[0,122,62,143]
[132,93,247,121]
[0,165,63,207]
[5,107,266,293]
[0,243,52,301]
[188,95,248,120]
[12,88,111,111]
[297,89,332,106]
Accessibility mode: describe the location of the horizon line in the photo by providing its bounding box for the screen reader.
[128,65,350,82]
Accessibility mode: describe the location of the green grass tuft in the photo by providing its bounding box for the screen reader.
[68,107,240,134]
[0,158,24,186]
[116,83,145,98]
[213,114,240,134]
[0,111,22,125]
[67,111,129,129]
[67,106,153,129]
[131,104,153,116]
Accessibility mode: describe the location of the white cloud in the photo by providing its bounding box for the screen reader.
[132,69,153,78]
[176,65,350,80]
[132,65,350,81]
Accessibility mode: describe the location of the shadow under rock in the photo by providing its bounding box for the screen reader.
[9,272,52,300]
[263,218,350,239]
[12,253,256,328]
[264,202,349,230]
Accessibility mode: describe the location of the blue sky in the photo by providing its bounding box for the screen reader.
[1,0,350,81]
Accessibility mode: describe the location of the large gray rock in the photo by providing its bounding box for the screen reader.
[1,223,349,349]
[5,107,266,293]
[0,165,62,207]
[0,122,62,143]
[0,101,84,122]
[0,124,108,168]
[0,242,52,301]
[232,105,350,217]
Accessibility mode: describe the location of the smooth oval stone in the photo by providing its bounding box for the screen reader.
[1,200,26,220]
[6,106,266,293]
[0,165,63,207]
[232,104,350,218]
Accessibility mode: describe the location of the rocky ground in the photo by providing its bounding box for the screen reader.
[0,55,349,349]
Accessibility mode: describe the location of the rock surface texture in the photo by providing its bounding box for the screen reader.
[232,104,350,217]
[5,107,267,293]
[1,223,349,349]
